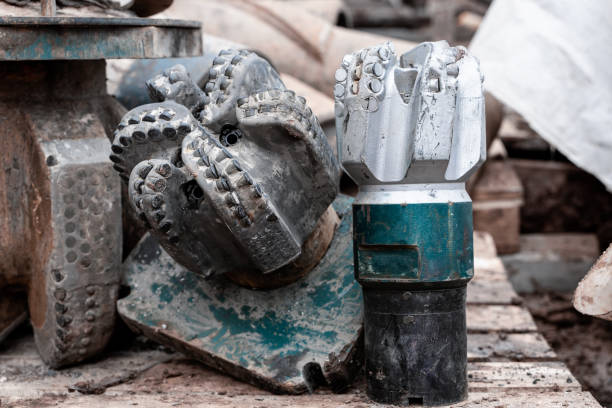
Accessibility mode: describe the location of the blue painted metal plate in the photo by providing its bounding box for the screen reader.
[118,196,363,394]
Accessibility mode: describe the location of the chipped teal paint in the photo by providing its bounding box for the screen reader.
[353,202,474,286]
[206,305,337,354]
[22,36,52,60]
[118,195,363,393]
[4,30,143,60]
[151,283,175,304]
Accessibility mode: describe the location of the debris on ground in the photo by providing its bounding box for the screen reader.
[523,291,612,407]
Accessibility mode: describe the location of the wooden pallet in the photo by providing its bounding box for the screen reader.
[0,232,602,407]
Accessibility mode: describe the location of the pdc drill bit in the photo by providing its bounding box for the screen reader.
[335,41,485,406]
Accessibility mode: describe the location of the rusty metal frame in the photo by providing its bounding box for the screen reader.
[0,17,202,60]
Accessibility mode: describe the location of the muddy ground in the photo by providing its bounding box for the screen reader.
[522,292,612,407]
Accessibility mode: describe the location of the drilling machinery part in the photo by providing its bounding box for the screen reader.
[118,196,363,394]
[113,50,363,393]
[110,49,340,287]
[335,41,485,406]
[0,16,202,367]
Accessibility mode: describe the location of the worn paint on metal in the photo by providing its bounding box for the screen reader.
[0,17,202,61]
[353,202,474,285]
[0,17,201,27]
[118,196,363,394]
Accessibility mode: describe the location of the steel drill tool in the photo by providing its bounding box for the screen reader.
[335,40,486,406]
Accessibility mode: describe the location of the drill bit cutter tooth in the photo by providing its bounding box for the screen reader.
[335,41,485,406]
[111,49,340,284]
[334,41,416,184]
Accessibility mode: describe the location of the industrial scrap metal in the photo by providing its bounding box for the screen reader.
[335,41,485,405]
[0,12,486,401]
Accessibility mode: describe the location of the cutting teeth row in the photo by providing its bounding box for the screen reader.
[334,43,393,102]
[184,129,304,272]
[237,90,323,140]
[129,160,179,243]
[52,284,101,359]
[199,49,252,117]
[110,104,194,181]
[333,43,396,117]
[184,134,267,228]
[182,129,303,272]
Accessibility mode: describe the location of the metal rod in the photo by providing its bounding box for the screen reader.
[41,0,56,17]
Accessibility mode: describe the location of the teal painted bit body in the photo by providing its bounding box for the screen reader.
[353,202,474,286]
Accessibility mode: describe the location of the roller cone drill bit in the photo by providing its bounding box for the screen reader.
[110,50,339,286]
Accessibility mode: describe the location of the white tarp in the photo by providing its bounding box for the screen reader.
[470,0,612,190]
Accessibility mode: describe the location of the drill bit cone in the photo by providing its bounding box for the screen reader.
[112,48,362,393]
[335,41,486,405]
[225,206,340,289]
[110,49,340,288]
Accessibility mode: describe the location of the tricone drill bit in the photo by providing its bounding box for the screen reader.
[110,50,340,287]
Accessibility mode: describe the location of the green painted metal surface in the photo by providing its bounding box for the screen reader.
[118,196,363,394]
[353,202,474,286]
